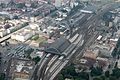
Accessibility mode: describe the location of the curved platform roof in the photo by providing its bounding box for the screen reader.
[44,37,71,56]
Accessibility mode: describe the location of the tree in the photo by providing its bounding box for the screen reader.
[90,67,103,77]
[67,65,76,77]
[111,68,120,79]
[0,73,5,80]
[93,77,102,80]
[100,76,106,80]
[74,77,81,80]
[105,71,110,77]
[31,35,39,40]
[109,76,117,80]
[58,74,64,80]
[61,69,68,77]
[77,72,89,80]
[61,64,77,79]
[32,56,41,64]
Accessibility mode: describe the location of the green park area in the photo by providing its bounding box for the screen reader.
[31,35,47,44]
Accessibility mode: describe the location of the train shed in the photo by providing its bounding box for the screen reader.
[44,37,71,56]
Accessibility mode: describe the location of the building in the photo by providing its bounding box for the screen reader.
[11,27,35,42]
[79,57,96,69]
[46,0,73,7]
[96,57,109,70]
[80,54,109,69]
[0,29,7,37]
[7,58,35,80]
[83,50,99,59]
[0,0,11,4]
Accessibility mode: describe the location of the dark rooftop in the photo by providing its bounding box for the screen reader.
[45,37,71,56]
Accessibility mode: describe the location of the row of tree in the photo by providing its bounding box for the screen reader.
[0,73,5,80]
[58,64,89,80]
[58,64,120,80]
[92,68,120,80]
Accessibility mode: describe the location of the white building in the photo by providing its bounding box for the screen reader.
[15,32,33,42]
[11,27,35,42]
[29,23,39,30]
[0,29,7,37]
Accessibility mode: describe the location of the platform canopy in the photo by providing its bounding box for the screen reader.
[44,37,71,56]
